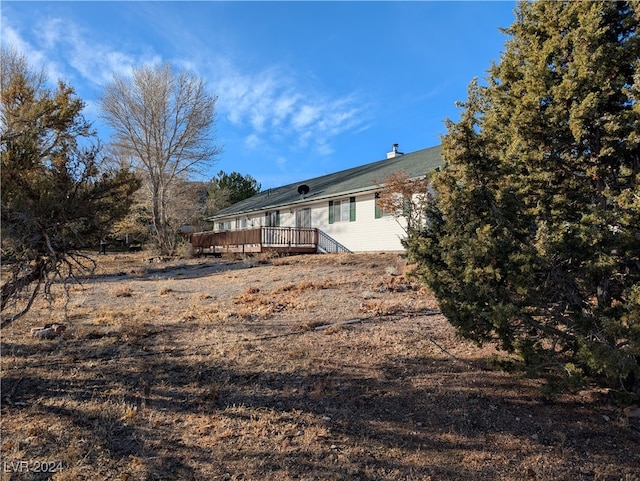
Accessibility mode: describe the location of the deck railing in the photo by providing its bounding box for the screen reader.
[262,227,317,247]
[191,227,318,254]
[316,229,352,253]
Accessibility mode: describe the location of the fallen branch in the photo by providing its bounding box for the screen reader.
[420,329,492,371]
[314,319,362,331]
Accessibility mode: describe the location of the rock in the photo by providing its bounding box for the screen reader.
[31,327,57,339]
[31,323,66,339]
[623,405,640,419]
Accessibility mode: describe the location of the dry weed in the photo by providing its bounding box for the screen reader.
[273,279,334,293]
[1,251,637,481]
[128,266,148,278]
[111,284,134,298]
[93,306,130,324]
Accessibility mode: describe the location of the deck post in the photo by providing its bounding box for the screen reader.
[191,226,318,256]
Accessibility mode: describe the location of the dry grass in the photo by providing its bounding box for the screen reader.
[1,252,638,481]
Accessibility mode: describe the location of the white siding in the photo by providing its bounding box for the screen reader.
[318,193,406,252]
[210,191,408,252]
[280,211,295,228]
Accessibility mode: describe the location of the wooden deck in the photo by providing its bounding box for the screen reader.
[191,227,318,256]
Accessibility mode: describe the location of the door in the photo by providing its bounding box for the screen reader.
[294,208,312,246]
[295,208,311,228]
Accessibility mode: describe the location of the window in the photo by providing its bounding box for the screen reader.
[218,220,231,231]
[265,210,280,227]
[329,197,356,224]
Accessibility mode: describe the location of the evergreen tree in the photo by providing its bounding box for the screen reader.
[407,1,640,392]
[1,47,139,327]
[207,170,261,213]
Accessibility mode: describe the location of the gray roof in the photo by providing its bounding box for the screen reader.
[208,144,443,220]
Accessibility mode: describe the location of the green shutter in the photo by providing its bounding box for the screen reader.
[402,197,410,216]
[375,193,382,219]
[350,197,356,222]
[328,201,334,224]
[275,210,280,226]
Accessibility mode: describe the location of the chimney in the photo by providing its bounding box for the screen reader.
[386,143,404,159]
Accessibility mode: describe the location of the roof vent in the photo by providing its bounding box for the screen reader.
[297,184,310,198]
[386,143,404,159]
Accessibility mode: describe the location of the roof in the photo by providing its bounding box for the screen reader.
[207,144,443,220]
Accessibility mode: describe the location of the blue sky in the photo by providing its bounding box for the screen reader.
[2,1,517,189]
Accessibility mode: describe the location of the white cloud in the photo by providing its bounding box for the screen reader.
[1,21,64,82]
[210,61,370,156]
[3,13,160,89]
[48,20,159,85]
[34,17,64,48]
[292,105,321,130]
[244,133,261,150]
[3,10,371,158]
[272,94,299,126]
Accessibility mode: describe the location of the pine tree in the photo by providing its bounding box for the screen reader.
[407,1,640,392]
[1,48,139,326]
[206,171,261,214]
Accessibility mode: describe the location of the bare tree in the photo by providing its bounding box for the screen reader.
[101,63,220,255]
[374,170,431,236]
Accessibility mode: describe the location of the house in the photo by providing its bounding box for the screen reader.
[193,144,443,254]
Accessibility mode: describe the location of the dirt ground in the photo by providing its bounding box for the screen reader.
[1,252,638,481]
